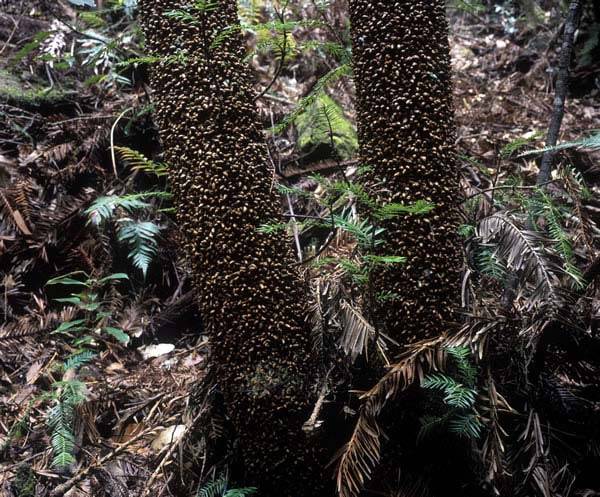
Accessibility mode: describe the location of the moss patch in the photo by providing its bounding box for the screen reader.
[0,69,68,106]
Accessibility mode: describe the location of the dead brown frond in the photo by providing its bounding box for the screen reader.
[479,371,512,494]
[339,299,395,364]
[308,278,328,354]
[477,212,567,310]
[335,335,448,497]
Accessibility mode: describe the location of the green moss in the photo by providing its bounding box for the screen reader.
[13,464,36,497]
[0,69,68,106]
[296,93,358,160]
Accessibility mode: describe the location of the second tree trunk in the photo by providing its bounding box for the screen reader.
[349,0,461,346]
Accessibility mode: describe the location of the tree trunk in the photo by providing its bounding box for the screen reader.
[138,1,323,495]
[348,0,461,346]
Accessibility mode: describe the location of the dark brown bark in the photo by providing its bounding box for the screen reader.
[138,1,325,495]
[348,0,461,347]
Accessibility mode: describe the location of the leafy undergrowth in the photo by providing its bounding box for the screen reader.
[1,1,600,497]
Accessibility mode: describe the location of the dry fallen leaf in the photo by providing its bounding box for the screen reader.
[138,343,175,360]
[151,424,186,452]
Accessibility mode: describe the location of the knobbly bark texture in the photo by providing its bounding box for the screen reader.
[348,0,461,345]
[139,1,323,495]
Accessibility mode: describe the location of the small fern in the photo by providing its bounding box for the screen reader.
[196,476,257,497]
[527,189,584,286]
[115,146,168,177]
[85,194,149,225]
[476,248,507,281]
[519,130,600,156]
[117,219,161,277]
[274,63,351,133]
[47,380,86,469]
[421,373,476,409]
[419,347,482,440]
[86,190,167,276]
[448,413,482,439]
[62,350,96,372]
[333,209,385,249]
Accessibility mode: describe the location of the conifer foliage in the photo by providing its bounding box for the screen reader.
[347,0,462,345]
[138,1,323,495]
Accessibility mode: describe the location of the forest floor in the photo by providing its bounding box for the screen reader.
[1,3,599,497]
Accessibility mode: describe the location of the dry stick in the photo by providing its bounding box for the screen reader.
[110,107,133,179]
[536,0,584,186]
[501,0,584,309]
[287,193,303,262]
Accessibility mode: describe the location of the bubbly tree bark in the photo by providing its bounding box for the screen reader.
[348,0,461,345]
[139,1,323,494]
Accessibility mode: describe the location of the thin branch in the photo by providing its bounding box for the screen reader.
[537,0,584,185]
[286,193,303,262]
[462,180,557,202]
[254,1,289,101]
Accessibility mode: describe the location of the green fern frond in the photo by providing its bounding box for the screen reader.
[499,132,543,158]
[418,413,451,441]
[50,423,76,468]
[211,24,242,49]
[450,0,486,14]
[117,219,161,277]
[256,222,289,234]
[274,63,351,133]
[533,190,584,287]
[447,346,477,386]
[62,351,96,372]
[196,476,256,497]
[448,413,483,439]
[276,184,314,198]
[164,9,198,23]
[476,248,507,281]
[329,180,375,208]
[225,488,258,497]
[114,146,168,177]
[47,380,86,469]
[519,130,600,156]
[333,211,385,248]
[85,192,169,225]
[374,200,435,220]
[298,40,349,61]
[459,224,476,238]
[194,0,220,13]
[197,477,228,497]
[421,373,476,409]
[85,195,148,225]
[362,255,406,266]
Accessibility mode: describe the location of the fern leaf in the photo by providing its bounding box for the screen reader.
[117,219,161,277]
[62,350,96,371]
[477,213,567,310]
[519,131,600,156]
[274,63,351,133]
[114,146,168,177]
[224,489,258,497]
[448,413,482,439]
[197,477,228,497]
[336,337,447,497]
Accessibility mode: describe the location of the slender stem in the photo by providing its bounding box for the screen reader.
[286,193,303,262]
[502,0,584,310]
[537,0,584,186]
[254,1,289,101]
